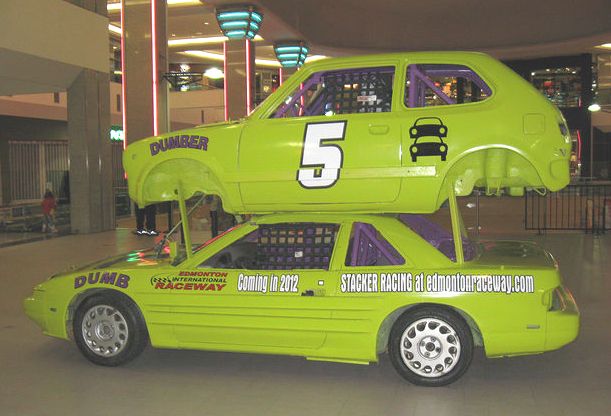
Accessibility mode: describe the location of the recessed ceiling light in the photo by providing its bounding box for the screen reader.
[204,67,224,79]
[204,22,210,25]
[169,34,263,46]
[108,24,122,35]
[181,50,282,67]
[305,55,328,62]
[588,103,601,112]
[107,0,202,12]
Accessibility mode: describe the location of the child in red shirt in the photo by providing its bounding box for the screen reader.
[41,190,57,233]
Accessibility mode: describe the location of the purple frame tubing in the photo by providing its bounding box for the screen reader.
[349,223,403,266]
[272,72,323,118]
[406,64,492,108]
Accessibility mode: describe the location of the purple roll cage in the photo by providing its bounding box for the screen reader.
[348,222,404,267]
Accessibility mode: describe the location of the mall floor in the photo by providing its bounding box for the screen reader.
[0,212,609,415]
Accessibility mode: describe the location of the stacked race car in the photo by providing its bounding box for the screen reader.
[25,52,579,386]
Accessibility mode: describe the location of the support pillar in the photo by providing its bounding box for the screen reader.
[224,39,255,120]
[67,69,113,233]
[123,0,169,143]
[66,0,113,233]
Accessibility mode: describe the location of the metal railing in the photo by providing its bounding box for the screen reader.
[525,183,609,234]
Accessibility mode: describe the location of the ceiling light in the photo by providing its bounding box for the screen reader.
[108,24,122,35]
[254,58,281,67]
[216,5,263,40]
[596,43,611,49]
[204,67,224,79]
[167,0,201,4]
[305,55,328,63]
[274,41,309,68]
[169,35,263,46]
[107,0,202,11]
[181,50,281,67]
[588,103,601,112]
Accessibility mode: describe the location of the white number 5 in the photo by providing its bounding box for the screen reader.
[297,121,347,188]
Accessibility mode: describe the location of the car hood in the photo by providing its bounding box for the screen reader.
[52,248,173,278]
[472,240,557,269]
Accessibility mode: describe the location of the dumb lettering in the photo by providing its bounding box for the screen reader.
[150,135,209,156]
[74,272,130,289]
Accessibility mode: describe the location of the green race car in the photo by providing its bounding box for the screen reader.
[124,51,571,214]
[24,204,579,386]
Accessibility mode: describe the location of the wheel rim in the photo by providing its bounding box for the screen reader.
[399,317,461,378]
[81,305,129,357]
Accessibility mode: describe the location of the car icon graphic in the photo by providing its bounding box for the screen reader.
[409,117,448,162]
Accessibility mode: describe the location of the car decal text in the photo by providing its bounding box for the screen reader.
[340,272,534,294]
[74,272,130,289]
[150,134,208,156]
[237,273,300,293]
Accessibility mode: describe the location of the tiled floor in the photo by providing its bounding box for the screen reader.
[0,226,609,416]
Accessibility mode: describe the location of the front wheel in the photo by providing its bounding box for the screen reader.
[73,293,148,366]
[389,307,473,386]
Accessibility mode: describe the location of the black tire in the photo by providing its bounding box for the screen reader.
[73,293,148,366]
[389,307,473,386]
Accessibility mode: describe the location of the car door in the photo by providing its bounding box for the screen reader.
[238,63,403,209]
[165,221,343,352]
[398,61,496,209]
[321,218,415,361]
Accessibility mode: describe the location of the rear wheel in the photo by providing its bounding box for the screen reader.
[389,307,473,386]
[73,293,148,366]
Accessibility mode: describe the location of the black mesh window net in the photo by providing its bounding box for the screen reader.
[272,66,395,118]
[321,67,394,115]
[256,223,339,270]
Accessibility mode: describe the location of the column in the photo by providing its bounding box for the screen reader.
[224,39,255,120]
[123,0,169,142]
[66,0,113,233]
[67,69,113,233]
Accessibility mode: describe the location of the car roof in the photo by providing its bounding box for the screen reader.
[251,212,398,225]
[302,51,497,71]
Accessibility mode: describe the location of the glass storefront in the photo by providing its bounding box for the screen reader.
[529,67,582,108]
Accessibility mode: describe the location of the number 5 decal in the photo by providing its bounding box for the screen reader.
[297,121,347,188]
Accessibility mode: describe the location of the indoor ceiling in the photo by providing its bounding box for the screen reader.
[107,0,611,67]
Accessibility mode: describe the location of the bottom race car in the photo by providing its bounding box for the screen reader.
[24,201,579,386]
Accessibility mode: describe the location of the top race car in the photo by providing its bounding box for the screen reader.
[124,51,571,214]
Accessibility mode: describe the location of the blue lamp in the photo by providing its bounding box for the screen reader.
[274,41,309,68]
[216,5,263,40]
